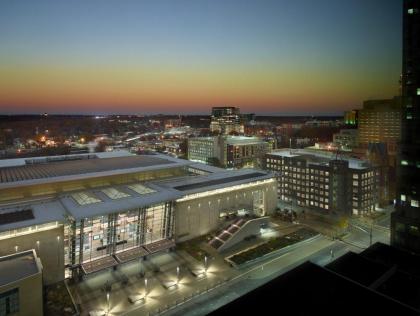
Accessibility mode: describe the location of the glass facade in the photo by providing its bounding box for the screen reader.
[64,202,174,276]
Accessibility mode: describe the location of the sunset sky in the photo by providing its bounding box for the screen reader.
[0,0,401,115]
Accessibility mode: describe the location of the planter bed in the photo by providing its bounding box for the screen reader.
[227,228,318,266]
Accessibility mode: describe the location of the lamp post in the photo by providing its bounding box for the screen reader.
[204,255,208,272]
[106,291,110,315]
[176,266,180,284]
[104,280,111,314]
[57,236,60,267]
[144,277,148,296]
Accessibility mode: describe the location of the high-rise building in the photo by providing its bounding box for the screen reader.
[187,136,223,166]
[344,110,359,127]
[391,0,420,253]
[367,143,395,207]
[358,97,402,155]
[265,149,379,216]
[188,136,269,169]
[210,107,244,135]
[333,129,359,150]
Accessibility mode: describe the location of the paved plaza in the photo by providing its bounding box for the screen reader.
[68,214,390,316]
[68,248,240,316]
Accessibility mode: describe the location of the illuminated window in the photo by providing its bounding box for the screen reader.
[72,192,101,205]
[401,160,409,166]
[408,8,414,14]
[417,88,420,95]
[401,194,406,201]
[411,200,419,208]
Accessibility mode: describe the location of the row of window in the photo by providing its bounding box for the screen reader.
[401,194,419,208]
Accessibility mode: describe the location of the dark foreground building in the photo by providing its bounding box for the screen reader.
[210,243,420,315]
[391,0,420,253]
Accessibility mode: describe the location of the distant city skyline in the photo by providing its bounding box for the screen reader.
[0,0,401,115]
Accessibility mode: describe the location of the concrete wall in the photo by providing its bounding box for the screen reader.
[0,268,43,316]
[174,180,277,242]
[0,226,64,285]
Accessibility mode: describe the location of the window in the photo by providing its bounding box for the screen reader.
[127,184,156,195]
[72,192,101,205]
[0,288,19,315]
[401,160,409,166]
[102,188,130,199]
[401,194,406,201]
[411,200,419,208]
[418,88,420,95]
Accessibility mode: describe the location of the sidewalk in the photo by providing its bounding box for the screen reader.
[68,250,238,316]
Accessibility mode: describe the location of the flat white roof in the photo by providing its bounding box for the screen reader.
[267,149,370,170]
[226,136,266,145]
[0,150,133,168]
[0,200,67,232]
[0,153,189,188]
[158,168,274,195]
[0,153,274,228]
[0,250,41,286]
[60,183,183,220]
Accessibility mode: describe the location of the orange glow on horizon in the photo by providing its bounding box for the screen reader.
[0,63,397,114]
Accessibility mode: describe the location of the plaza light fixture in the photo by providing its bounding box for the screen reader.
[106,292,110,315]
[144,278,148,296]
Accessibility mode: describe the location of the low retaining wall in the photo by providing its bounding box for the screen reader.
[225,234,321,269]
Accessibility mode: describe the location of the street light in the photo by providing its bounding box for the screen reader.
[57,236,60,266]
[204,255,208,272]
[144,278,148,296]
[14,245,18,253]
[106,291,110,315]
[176,266,180,284]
